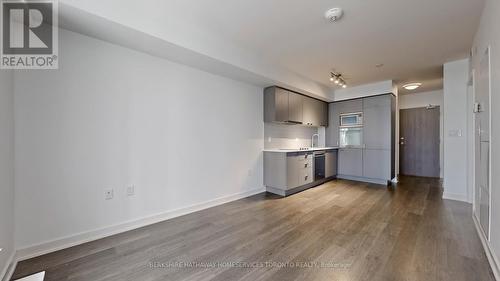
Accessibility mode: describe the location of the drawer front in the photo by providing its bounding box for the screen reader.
[299,159,313,169]
[299,169,313,186]
[298,153,313,162]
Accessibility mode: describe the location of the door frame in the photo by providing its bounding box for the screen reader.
[471,46,493,240]
[469,70,476,213]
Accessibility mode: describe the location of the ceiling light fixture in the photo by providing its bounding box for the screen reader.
[330,72,347,88]
[324,8,344,22]
[403,83,422,91]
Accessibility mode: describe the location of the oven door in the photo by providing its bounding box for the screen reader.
[339,127,363,148]
[314,153,326,181]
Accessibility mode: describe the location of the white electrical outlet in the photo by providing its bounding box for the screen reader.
[104,189,114,200]
[127,185,135,196]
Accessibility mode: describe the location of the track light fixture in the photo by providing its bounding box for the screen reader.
[330,72,346,88]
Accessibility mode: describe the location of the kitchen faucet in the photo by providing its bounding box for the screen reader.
[311,134,320,148]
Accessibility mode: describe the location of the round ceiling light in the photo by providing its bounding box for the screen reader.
[403,83,422,91]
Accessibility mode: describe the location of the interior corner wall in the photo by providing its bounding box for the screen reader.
[471,0,500,269]
[443,59,470,202]
[14,28,265,256]
[0,69,15,279]
[399,90,444,178]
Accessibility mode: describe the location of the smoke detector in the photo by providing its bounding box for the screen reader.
[325,8,343,22]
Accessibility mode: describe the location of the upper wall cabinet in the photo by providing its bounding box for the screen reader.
[303,97,328,127]
[288,91,304,124]
[264,86,328,127]
[264,87,302,124]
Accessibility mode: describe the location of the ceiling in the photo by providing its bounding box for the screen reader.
[62,0,485,95]
[165,0,483,93]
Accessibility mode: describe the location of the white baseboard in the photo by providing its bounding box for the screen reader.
[16,187,265,261]
[473,214,500,280]
[442,191,468,203]
[1,252,17,281]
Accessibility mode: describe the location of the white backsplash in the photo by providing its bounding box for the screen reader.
[264,123,325,149]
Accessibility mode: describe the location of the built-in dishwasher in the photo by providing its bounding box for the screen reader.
[314,151,326,181]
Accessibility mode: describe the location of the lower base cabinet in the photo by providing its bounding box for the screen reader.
[337,148,391,185]
[338,148,363,177]
[325,150,338,178]
[264,150,337,196]
[363,149,391,180]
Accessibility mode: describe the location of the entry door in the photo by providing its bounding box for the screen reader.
[399,107,440,177]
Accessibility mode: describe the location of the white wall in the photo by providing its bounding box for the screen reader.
[399,90,444,109]
[333,80,394,101]
[472,0,500,273]
[0,70,15,279]
[399,90,444,178]
[443,59,469,201]
[264,124,320,149]
[14,29,265,255]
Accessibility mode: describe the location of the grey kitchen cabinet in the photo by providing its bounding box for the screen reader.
[264,150,336,196]
[264,87,290,123]
[338,148,363,177]
[288,92,304,124]
[264,86,303,124]
[326,103,340,147]
[326,99,363,147]
[264,86,327,126]
[303,97,317,126]
[363,149,391,180]
[296,152,313,186]
[363,95,392,150]
[286,155,300,189]
[328,94,395,184]
[318,100,328,126]
[335,99,363,114]
[325,150,338,178]
[264,151,313,191]
[303,98,329,127]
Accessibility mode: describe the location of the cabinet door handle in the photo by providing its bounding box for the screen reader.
[305,175,308,180]
[304,163,308,168]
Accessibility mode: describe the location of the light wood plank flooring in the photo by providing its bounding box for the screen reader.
[12,176,495,281]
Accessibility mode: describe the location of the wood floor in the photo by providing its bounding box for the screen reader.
[12,176,495,281]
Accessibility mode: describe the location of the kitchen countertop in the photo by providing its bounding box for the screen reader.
[263,147,339,153]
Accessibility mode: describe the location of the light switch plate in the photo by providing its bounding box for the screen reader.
[104,189,114,200]
[127,185,135,196]
[448,129,463,137]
